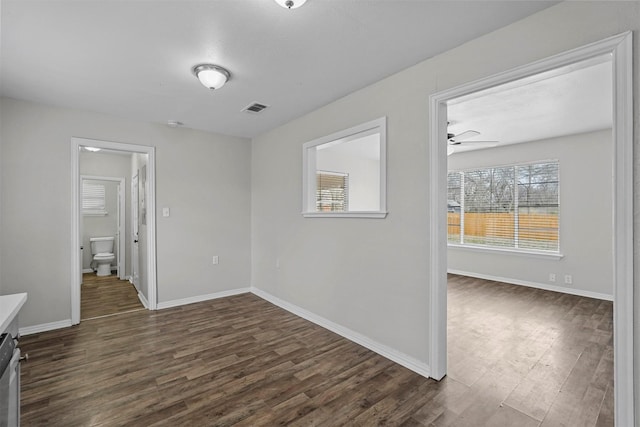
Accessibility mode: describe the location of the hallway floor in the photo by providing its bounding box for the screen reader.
[81,273,144,320]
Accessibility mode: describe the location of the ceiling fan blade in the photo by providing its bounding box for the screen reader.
[448,139,498,146]
[451,130,480,142]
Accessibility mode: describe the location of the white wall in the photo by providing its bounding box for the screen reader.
[251,1,640,382]
[0,97,252,327]
[447,130,613,298]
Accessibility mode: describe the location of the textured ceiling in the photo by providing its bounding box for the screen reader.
[1,0,557,138]
[447,56,612,155]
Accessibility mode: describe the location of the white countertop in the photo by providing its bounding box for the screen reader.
[0,293,28,333]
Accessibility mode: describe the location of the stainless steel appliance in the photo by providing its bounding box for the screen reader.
[0,333,20,427]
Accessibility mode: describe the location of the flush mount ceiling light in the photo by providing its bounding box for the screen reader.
[274,0,307,9]
[192,64,230,90]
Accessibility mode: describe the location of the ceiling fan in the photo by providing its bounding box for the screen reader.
[447,130,497,145]
[447,129,498,155]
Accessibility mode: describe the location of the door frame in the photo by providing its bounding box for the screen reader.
[71,137,158,321]
[131,173,140,291]
[428,32,633,424]
[80,175,126,280]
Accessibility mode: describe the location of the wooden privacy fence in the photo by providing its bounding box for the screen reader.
[447,212,558,241]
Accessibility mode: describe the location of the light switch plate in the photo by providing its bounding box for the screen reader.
[162,207,170,217]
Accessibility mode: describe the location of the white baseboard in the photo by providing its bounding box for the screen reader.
[156,287,251,310]
[20,319,73,336]
[250,287,431,379]
[138,292,149,309]
[448,269,613,301]
[129,277,140,293]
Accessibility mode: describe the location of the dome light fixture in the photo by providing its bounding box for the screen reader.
[192,64,230,90]
[274,0,307,9]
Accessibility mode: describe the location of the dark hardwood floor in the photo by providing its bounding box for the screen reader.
[20,276,613,426]
[446,274,613,426]
[81,273,144,320]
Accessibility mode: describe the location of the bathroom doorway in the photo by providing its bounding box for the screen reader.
[71,137,158,324]
[80,175,126,280]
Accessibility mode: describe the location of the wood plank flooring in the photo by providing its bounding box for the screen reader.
[81,273,144,320]
[20,276,613,426]
[446,274,613,427]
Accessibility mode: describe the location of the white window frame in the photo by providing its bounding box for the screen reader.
[302,117,387,218]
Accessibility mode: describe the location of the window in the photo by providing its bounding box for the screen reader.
[82,182,107,215]
[302,117,387,218]
[448,160,559,252]
[316,171,349,212]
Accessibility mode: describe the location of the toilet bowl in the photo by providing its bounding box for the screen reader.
[93,253,115,276]
[90,237,115,277]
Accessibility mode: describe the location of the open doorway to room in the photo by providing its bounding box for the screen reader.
[71,138,158,323]
[79,172,140,320]
[428,33,633,425]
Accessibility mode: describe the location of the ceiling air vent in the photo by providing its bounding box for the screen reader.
[242,102,269,114]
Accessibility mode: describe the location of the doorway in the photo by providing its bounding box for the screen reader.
[71,137,158,323]
[80,175,126,280]
[428,32,633,424]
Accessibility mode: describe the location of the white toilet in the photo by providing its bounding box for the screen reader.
[90,237,115,276]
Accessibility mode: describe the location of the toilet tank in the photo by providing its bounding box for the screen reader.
[90,237,114,254]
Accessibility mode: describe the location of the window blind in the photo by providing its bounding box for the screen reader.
[316,171,349,212]
[448,161,559,252]
[517,162,559,251]
[447,172,462,243]
[82,182,106,211]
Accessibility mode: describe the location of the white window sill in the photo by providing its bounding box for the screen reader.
[302,211,388,219]
[448,243,564,260]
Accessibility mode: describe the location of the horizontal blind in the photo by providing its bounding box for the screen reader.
[316,171,348,212]
[448,160,559,252]
[517,162,559,251]
[464,166,515,248]
[82,182,106,211]
[447,172,462,243]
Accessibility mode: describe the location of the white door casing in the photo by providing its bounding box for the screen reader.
[71,138,157,322]
[131,174,140,291]
[428,32,633,426]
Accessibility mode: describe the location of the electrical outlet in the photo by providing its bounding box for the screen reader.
[212,256,219,265]
[564,274,572,285]
[549,273,556,283]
